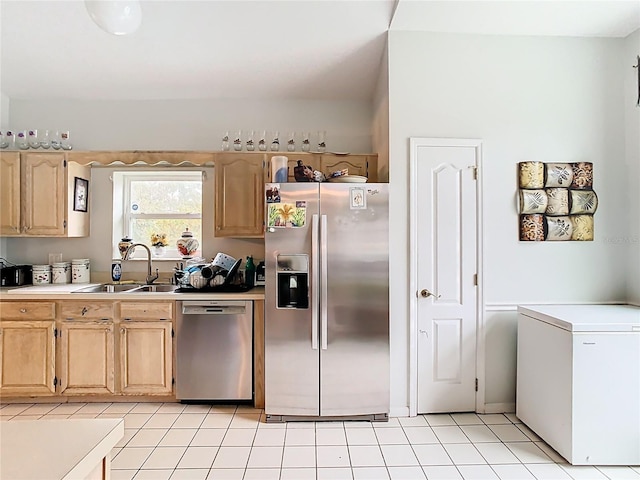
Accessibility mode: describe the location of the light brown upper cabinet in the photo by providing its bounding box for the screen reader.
[319,154,378,182]
[265,153,378,183]
[0,152,91,237]
[215,153,267,238]
[0,152,21,235]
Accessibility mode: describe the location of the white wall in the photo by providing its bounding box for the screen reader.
[372,44,390,182]
[1,91,9,128]
[388,31,629,411]
[4,98,373,278]
[1,92,11,261]
[8,99,372,154]
[623,29,640,304]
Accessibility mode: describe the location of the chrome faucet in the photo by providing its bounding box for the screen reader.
[123,243,159,284]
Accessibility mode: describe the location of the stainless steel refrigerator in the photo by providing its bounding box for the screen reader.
[264,182,389,421]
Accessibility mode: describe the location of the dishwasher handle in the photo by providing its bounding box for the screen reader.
[181,305,247,315]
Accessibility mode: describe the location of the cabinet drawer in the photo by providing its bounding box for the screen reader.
[0,302,55,320]
[58,302,115,320]
[120,302,173,321]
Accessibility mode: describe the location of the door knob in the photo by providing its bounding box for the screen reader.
[420,289,441,298]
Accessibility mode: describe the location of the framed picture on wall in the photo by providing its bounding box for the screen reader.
[73,177,89,212]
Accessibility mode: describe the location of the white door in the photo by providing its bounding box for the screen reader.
[411,138,480,413]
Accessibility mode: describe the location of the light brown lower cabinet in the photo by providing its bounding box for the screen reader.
[0,299,174,398]
[119,321,173,395]
[57,321,115,395]
[0,320,56,395]
[0,298,264,403]
[118,301,174,395]
[0,301,56,396]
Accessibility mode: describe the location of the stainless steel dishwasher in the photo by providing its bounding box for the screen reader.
[176,300,253,401]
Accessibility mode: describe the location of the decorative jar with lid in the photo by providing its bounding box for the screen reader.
[118,237,133,259]
[176,228,199,259]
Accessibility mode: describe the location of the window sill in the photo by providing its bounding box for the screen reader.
[124,256,202,262]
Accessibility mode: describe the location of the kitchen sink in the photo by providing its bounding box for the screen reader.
[131,284,178,293]
[72,283,143,293]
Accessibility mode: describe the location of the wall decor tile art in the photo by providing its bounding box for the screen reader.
[518,161,597,241]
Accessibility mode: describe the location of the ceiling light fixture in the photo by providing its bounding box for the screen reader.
[84,0,142,36]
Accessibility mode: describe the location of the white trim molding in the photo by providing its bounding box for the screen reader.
[484,403,516,414]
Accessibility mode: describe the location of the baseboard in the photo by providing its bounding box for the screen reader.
[390,406,410,418]
[483,402,515,414]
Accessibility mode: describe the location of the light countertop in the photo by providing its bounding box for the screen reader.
[0,284,265,301]
[0,418,124,480]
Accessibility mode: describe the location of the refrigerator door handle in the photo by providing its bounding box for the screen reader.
[320,214,328,350]
[311,214,319,350]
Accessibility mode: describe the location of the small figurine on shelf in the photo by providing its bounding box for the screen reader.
[294,160,314,182]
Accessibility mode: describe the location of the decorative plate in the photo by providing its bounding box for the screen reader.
[327,175,368,183]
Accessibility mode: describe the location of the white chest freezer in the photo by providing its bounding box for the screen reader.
[516,304,640,466]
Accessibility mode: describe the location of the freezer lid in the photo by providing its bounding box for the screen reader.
[518,305,640,332]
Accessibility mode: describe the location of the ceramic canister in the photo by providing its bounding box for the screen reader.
[51,262,71,284]
[32,264,51,284]
[71,258,91,283]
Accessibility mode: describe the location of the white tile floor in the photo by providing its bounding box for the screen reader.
[1,403,639,480]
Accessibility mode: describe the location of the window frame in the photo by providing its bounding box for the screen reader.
[113,169,204,261]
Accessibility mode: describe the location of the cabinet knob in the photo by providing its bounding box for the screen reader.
[20,308,26,313]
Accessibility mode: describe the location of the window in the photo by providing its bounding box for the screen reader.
[113,170,202,259]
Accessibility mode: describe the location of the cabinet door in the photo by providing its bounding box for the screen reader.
[0,152,21,236]
[215,153,266,237]
[0,320,56,395]
[119,321,173,395]
[266,152,319,183]
[320,154,378,181]
[22,152,66,236]
[58,322,115,395]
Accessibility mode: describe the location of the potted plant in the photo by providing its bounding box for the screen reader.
[151,233,168,256]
